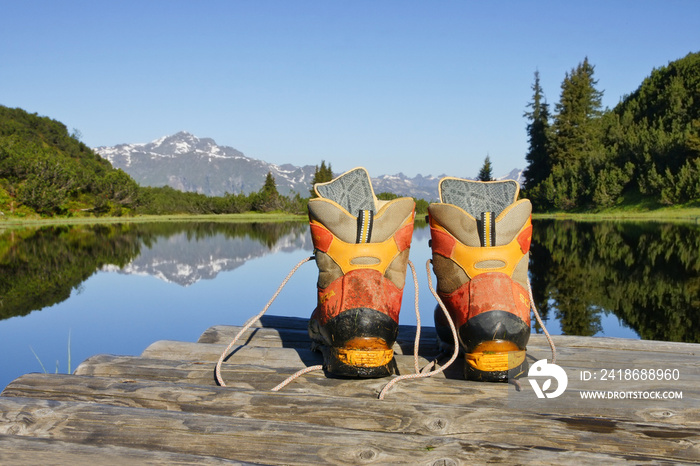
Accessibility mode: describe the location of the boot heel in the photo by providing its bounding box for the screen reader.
[464,340,528,382]
[326,337,394,378]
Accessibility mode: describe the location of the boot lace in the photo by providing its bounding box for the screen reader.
[215,256,317,388]
[215,256,556,399]
[379,261,557,398]
[215,256,435,399]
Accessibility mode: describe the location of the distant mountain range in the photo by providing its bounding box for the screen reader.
[94,131,317,197]
[371,169,524,201]
[94,132,523,201]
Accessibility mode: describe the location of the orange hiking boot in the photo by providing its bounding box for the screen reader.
[308,167,415,377]
[428,177,532,381]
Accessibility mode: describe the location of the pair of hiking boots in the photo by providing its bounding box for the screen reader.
[308,167,533,382]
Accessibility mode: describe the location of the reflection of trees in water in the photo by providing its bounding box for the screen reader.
[0,224,143,320]
[5,219,699,343]
[531,220,700,343]
[0,221,307,320]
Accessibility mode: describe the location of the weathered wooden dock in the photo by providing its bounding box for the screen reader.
[1,315,698,464]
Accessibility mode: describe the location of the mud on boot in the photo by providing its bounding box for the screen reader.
[429,177,532,382]
[308,167,415,377]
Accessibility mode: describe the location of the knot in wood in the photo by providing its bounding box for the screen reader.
[427,417,447,431]
[357,449,377,461]
[430,459,457,466]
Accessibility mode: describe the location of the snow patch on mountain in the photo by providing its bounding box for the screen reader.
[94,131,523,200]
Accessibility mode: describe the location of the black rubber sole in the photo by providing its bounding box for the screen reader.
[464,354,529,382]
[308,308,398,378]
[435,305,530,382]
[460,310,530,351]
[434,306,529,349]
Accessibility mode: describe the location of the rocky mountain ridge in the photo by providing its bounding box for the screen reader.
[94,132,523,200]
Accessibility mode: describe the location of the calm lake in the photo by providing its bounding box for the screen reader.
[1,219,699,390]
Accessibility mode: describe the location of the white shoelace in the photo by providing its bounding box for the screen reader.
[215,255,556,399]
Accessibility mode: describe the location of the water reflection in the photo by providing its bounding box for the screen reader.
[0,222,310,319]
[531,220,700,343]
[1,220,698,344]
[104,223,310,286]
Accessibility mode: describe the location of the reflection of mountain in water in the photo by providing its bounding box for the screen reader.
[3,219,699,343]
[106,226,312,286]
[0,222,309,319]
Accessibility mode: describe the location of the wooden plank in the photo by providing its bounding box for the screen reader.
[2,374,504,432]
[138,339,700,382]
[3,373,699,462]
[197,325,438,356]
[70,354,699,420]
[79,348,700,395]
[0,434,248,465]
[539,334,700,354]
[3,313,697,464]
[200,323,700,365]
[244,315,436,338]
[199,321,439,342]
[246,315,309,331]
[0,396,676,464]
[198,325,312,346]
[143,341,325,366]
[140,340,434,376]
[72,354,470,399]
[226,315,700,355]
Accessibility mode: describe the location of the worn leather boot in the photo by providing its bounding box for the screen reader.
[428,177,532,381]
[308,167,415,377]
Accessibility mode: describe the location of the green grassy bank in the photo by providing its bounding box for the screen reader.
[0,212,307,230]
[2,203,699,230]
[534,202,700,223]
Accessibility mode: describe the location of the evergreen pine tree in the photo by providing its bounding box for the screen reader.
[252,171,282,212]
[551,57,604,165]
[262,171,279,198]
[523,70,551,190]
[547,57,606,209]
[477,155,493,181]
[309,160,334,197]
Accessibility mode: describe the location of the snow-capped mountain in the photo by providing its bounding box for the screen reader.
[94,132,524,200]
[371,173,442,200]
[371,169,525,200]
[95,131,317,197]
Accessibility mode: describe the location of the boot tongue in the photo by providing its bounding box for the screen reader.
[439,178,519,218]
[315,167,377,214]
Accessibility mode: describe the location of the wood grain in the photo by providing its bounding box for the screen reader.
[1,314,698,464]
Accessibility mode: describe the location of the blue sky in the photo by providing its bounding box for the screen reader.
[2,1,699,178]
